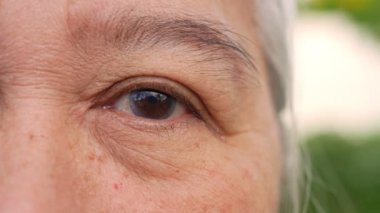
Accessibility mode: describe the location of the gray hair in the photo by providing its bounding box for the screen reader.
[255,1,300,213]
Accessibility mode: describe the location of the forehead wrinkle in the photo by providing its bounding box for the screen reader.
[65,7,257,84]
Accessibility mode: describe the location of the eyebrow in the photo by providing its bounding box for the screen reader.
[66,9,256,81]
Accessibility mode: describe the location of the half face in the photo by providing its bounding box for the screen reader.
[0,0,281,212]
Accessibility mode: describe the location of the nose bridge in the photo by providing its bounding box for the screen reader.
[0,105,68,212]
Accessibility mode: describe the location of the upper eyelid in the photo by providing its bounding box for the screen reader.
[92,76,197,108]
[91,76,223,135]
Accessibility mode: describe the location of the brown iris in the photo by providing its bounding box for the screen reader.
[128,89,177,120]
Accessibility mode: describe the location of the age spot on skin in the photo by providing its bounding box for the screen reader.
[29,133,35,140]
[113,182,123,190]
[87,152,106,163]
[88,152,96,161]
[194,142,200,148]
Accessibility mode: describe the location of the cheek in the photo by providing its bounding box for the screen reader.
[164,131,282,213]
[110,153,279,213]
[96,144,278,212]
[168,163,260,212]
[85,155,264,212]
[183,145,280,213]
[78,110,280,212]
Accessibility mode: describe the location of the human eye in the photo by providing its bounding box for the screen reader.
[95,76,209,127]
[113,89,185,120]
[86,76,223,178]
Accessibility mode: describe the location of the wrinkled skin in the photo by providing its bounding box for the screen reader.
[0,0,281,212]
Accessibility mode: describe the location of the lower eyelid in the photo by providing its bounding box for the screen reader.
[90,106,222,151]
[98,107,199,132]
[99,108,225,144]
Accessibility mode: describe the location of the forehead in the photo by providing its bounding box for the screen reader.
[0,1,259,68]
[0,0,255,35]
[0,0,262,97]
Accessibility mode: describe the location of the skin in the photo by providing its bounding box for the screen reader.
[0,0,281,212]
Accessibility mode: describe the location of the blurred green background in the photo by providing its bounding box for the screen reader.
[298,0,380,212]
[301,0,380,39]
[302,132,380,213]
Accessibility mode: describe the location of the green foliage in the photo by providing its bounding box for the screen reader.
[302,131,380,213]
[301,0,380,39]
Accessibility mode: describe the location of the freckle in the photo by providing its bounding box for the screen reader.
[113,182,123,190]
[88,153,96,161]
[29,133,35,140]
[113,183,119,190]
[21,159,29,168]
[83,175,90,182]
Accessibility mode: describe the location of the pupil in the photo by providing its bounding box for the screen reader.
[129,90,176,119]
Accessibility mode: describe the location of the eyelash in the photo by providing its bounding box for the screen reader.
[93,77,203,121]
[88,76,225,138]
